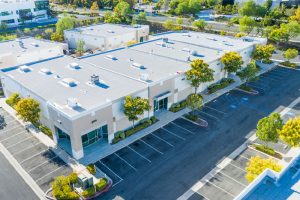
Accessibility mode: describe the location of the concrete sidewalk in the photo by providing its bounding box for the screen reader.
[79,62,276,165]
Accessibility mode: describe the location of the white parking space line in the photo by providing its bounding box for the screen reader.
[19,148,48,164]
[171,122,195,135]
[13,142,41,156]
[207,180,235,198]
[0,125,22,133]
[140,139,163,154]
[229,162,246,172]
[196,191,211,200]
[6,135,34,149]
[127,146,151,163]
[114,153,137,171]
[28,156,58,173]
[161,127,186,141]
[35,165,66,183]
[99,160,123,181]
[218,171,247,187]
[150,133,174,147]
[239,154,250,161]
[204,105,227,115]
[4,119,16,124]
[0,130,27,142]
[197,110,219,121]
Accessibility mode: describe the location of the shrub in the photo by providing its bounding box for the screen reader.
[82,186,95,198]
[184,114,198,122]
[281,61,297,68]
[68,172,78,184]
[208,78,235,94]
[150,116,157,124]
[39,125,53,138]
[52,176,79,200]
[86,164,96,175]
[252,144,282,159]
[169,100,187,113]
[6,93,21,108]
[95,178,108,192]
[125,119,152,137]
[238,84,253,92]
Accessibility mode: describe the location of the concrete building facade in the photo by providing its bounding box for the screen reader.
[0,0,49,27]
[64,24,149,51]
[0,31,266,159]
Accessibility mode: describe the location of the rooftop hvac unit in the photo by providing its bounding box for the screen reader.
[77,173,93,190]
[190,50,198,56]
[67,98,79,108]
[19,65,31,73]
[107,30,114,33]
[162,38,168,43]
[105,54,117,60]
[182,48,190,52]
[132,63,146,70]
[68,62,81,70]
[140,73,149,81]
[62,78,77,87]
[30,43,39,47]
[90,74,99,84]
[182,33,191,37]
[40,68,52,75]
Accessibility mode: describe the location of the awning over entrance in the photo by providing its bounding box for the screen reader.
[154,91,171,101]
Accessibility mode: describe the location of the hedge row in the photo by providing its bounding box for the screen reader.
[208,78,235,94]
[184,113,198,122]
[112,116,157,144]
[238,84,253,92]
[252,144,282,159]
[169,100,187,113]
[38,124,53,138]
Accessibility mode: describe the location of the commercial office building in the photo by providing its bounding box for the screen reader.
[0,0,49,27]
[1,31,266,159]
[64,24,149,51]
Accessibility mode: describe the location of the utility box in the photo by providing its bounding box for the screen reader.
[77,172,94,190]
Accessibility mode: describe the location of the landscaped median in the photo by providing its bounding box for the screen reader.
[47,170,112,200]
[112,116,157,144]
[236,84,259,95]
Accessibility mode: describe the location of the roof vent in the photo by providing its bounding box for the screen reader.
[132,63,146,70]
[140,73,149,81]
[190,50,198,56]
[31,43,39,47]
[61,78,78,87]
[90,74,99,84]
[68,62,81,70]
[19,65,31,73]
[105,54,117,60]
[162,38,168,43]
[182,33,191,37]
[39,68,52,75]
[107,30,114,33]
[67,98,79,108]
[182,48,190,52]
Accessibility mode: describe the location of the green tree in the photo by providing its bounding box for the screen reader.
[269,21,300,43]
[239,0,267,17]
[124,96,150,127]
[256,113,283,148]
[246,156,282,183]
[186,93,203,116]
[176,17,183,25]
[163,19,182,30]
[52,176,79,200]
[252,44,275,63]
[239,16,257,34]
[175,1,190,15]
[5,93,21,108]
[283,48,298,63]
[137,12,147,21]
[279,117,300,147]
[90,1,99,16]
[76,40,85,56]
[186,59,214,94]
[0,22,7,32]
[113,1,132,23]
[237,61,259,83]
[192,20,207,31]
[55,14,76,35]
[15,98,41,125]
[188,0,203,15]
[221,52,244,74]
[50,32,64,42]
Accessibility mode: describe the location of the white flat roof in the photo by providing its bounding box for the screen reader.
[65,23,149,38]
[3,56,147,118]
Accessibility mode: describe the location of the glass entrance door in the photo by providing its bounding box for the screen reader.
[154,97,168,112]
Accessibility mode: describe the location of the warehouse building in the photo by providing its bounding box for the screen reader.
[1,31,266,159]
[64,23,149,51]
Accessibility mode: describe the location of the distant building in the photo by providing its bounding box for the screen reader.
[64,24,149,52]
[0,0,49,27]
[0,37,68,69]
[1,32,266,159]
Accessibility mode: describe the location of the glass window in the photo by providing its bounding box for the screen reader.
[81,125,108,148]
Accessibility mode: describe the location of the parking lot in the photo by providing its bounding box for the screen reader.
[98,66,300,200]
[0,109,72,192]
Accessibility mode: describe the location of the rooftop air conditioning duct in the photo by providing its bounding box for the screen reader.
[67,98,79,108]
[90,74,99,84]
[140,73,149,81]
[68,62,81,70]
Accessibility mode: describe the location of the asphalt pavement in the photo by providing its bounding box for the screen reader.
[97,66,300,200]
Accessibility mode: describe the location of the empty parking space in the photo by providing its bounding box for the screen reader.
[172,118,204,134]
[198,182,234,200]
[0,109,72,192]
[129,140,161,161]
[95,161,123,186]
